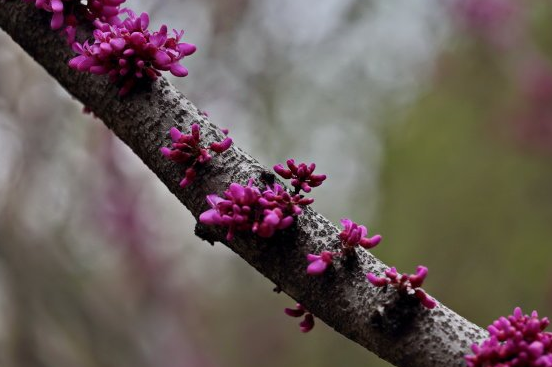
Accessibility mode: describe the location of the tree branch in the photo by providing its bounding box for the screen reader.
[0,2,487,366]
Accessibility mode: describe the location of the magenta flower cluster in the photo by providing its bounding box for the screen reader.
[23,0,125,30]
[366,266,436,309]
[274,159,326,194]
[200,180,313,241]
[199,159,322,241]
[284,303,315,333]
[465,307,552,367]
[339,218,382,254]
[24,0,195,95]
[69,11,196,95]
[160,124,232,188]
[306,218,382,276]
[85,0,126,24]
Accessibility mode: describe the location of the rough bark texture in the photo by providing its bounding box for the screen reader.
[0,2,488,366]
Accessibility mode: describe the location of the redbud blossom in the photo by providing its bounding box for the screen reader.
[339,218,382,252]
[23,0,125,30]
[69,10,196,95]
[273,159,326,194]
[200,180,313,240]
[284,303,315,333]
[305,218,382,276]
[366,266,436,309]
[466,307,552,367]
[200,182,262,241]
[306,251,336,276]
[86,0,126,24]
[23,0,71,30]
[199,181,296,240]
[259,183,311,215]
[160,124,232,188]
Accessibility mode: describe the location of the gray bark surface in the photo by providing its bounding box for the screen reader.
[0,2,488,366]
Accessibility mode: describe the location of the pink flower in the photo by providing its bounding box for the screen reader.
[284,304,315,333]
[305,218,381,275]
[200,180,314,240]
[466,307,552,367]
[306,251,335,276]
[253,208,294,238]
[273,159,326,194]
[160,125,232,188]
[199,181,262,241]
[259,183,311,214]
[366,266,436,309]
[23,0,126,31]
[85,0,126,24]
[339,218,382,252]
[69,10,196,95]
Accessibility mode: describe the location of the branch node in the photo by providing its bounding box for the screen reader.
[370,290,422,337]
[194,222,217,246]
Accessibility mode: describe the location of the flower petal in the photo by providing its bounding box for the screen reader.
[307,259,328,275]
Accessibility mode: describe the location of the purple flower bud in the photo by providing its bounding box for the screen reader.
[528,341,544,358]
[297,197,314,206]
[170,127,182,142]
[200,179,308,240]
[285,304,315,333]
[273,163,293,179]
[284,304,305,318]
[197,149,212,164]
[385,267,398,279]
[279,216,294,229]
[300,313,315,333]
[179,167,197,188]
[210,137,233,153]
[306,251,335,276]
[366,273,389,287]
[339,218,382,253]
[367,265,436,309]
[161,125,232,188]
[199,181,260,240]
[466,307,552,367]
[409,266,428,288]
[414,289,437,309]
[199,208,221,226]
[191,124,200,142]
[69,9,195,95]
[273,158,326,194]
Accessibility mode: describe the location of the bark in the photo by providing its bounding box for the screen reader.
[0,2,488,366]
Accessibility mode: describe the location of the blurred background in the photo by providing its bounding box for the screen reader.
[1,0,552,366]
